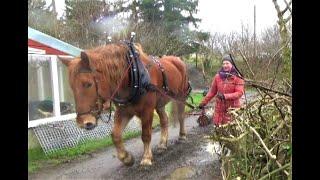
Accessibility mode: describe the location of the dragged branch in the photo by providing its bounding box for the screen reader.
[212,82,292,179]
[246,82,292,97]
[245,121,276,159]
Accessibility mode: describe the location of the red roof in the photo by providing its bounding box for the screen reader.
[28,39,69,55]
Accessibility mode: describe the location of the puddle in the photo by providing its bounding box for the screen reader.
[167,166,196,180]
[203,142,222,155]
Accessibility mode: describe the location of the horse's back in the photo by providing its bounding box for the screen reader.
[160,56,187,75]
[159,56,189,94]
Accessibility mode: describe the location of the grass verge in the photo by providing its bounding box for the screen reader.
[28,130,141,173]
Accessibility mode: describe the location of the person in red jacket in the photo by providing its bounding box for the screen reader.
[198,55,245,126]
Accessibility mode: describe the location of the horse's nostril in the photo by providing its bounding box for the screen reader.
[85,122,95,130]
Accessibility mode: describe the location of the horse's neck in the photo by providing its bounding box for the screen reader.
[108,61,130,96]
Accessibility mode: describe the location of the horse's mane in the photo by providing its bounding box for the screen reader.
[84,43,149,87]
[134,43,149,60]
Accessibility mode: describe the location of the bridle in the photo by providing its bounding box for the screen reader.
[74,42,137,120]
[75,34,149,119]
[75,69,105,119]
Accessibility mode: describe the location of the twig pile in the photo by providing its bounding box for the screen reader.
[211,86,292,179]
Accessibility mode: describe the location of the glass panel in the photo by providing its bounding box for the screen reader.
[57,59,76,115]
[28,55,54,120]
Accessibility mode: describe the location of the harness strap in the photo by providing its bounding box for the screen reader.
[112,41,151,105]
[149,56,170,92]
[146,83,195,109]
[145,56,195,108]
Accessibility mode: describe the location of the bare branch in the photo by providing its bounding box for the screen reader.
[264,92,286,120]
[281,8,288,16]
[258,163,290,180]
[276,161,290,176]
[246,82,292,97]
[284,0,292,14]
[272,0,283,20]
[280,0,292,16]
[284,14,292,24]
[218,132,248,143]
[239,49,255,77]
[266,37,291,71]
[245,121,277,160]
[269,53,282,89]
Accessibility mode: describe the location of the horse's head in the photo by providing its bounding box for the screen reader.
[58,43,147,129]
[58,52,107,130]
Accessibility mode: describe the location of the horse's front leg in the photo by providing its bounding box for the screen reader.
[111,109,134,166]
[139,109,154,166]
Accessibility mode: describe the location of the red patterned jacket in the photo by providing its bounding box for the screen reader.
[200,74,244,125]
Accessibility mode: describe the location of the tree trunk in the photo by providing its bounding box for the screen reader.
[195,52,198,68]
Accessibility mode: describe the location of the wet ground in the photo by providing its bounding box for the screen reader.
[29,116,222,180]
[29,92,258,180]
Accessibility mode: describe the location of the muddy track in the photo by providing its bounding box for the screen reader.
[106,125,221,180]
[29,116,222,180]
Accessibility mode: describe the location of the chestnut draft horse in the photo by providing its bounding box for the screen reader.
[59,42,191,166]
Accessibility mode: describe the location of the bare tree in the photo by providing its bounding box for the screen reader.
[272,0,292,64]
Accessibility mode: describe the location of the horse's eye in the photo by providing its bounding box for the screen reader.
[83,82,92,88]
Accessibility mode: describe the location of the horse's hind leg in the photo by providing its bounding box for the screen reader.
[112,109,134,166]
[170,101,179,127]
[177,102,187,140]
[140,108,154,166]
[156,106,168,151]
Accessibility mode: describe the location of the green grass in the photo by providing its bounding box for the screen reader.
[28,92,202,174]
[152,111,161,128]
[28,131,141,173]
[185,92,203,112]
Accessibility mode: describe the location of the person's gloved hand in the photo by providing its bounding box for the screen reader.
[198,102,206,109]
[216,92,225,100]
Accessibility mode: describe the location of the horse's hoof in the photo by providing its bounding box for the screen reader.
[178,135,187,141]
[140,158,152,166]
[158,143,167,150]
[156,144,167,153]
[122,152,135,166]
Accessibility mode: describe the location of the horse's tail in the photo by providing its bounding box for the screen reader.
[170,57,190,127]
[170,100,186,127]
[178,57,192,97]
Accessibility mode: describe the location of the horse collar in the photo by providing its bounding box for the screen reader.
[112,42,151,106]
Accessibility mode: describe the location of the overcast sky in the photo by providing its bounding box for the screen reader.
[193,0,279,36]
[48,0,280,36]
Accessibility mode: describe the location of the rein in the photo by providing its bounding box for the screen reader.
[147,83,196,109]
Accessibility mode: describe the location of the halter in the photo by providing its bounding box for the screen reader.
[75,69,105,119]
[75,40,148,118]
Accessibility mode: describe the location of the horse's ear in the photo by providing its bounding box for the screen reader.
[57,56,72,66]
[80,51,90,69]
